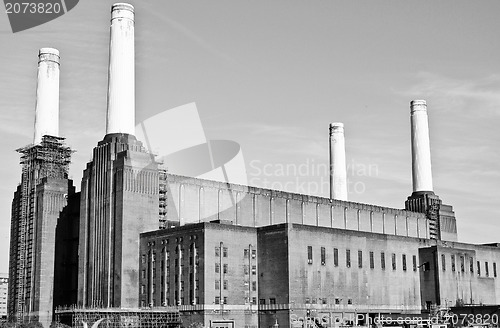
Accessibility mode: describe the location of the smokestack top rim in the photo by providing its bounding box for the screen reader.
[111,3,134,16]
[410,100,428,113]
[329,122,344,128]
[39,47,59,57]
[410,99,427,109]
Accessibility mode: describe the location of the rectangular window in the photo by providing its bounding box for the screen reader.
[346,249,351,268]
[252,265,257,275]
[321,247,326,265]
[223,280,228,290]
[334,248,339,267]
[381,252,385,270]
[252,297,257,305]
[223,264,228,274]
[222,247,228,257]
[215,263,220,273]
[252,249,256,258]
[460,256,465,272]
[451,255,456,272]
[223,296,228,305]
[413,255,417,271]
[477,261,481,276]
[141,255,146,263]
[244,249,249,258]
[215,280,220,290]
[270,298,276,305]
[470,257,474,273]
[494,263,497,277]
[259,299,266,305]
[244,265,249,275]
[369,251,374,269]
[392,253,396,270]
[335,298,340,305]
[141,270,146,279]
[485,262,489,277]
[442,254,446,271]
[307,246,313,264]
[358,250,363,268]
[215,247,220,257]
[252,281,256,291]
[215,296,220,305]
[402,254,407,271]
[152,253,156,262]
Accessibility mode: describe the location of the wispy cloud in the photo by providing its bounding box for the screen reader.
[395,72,500,118]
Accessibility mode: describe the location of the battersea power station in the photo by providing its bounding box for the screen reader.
[7,3,500,328]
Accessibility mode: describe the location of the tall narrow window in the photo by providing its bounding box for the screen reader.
[470,257,474,273]
[493,263,497,277]
[346,249,351,268]
[215,280,220,290]
[402,254,407,271]
[358,250,363,268]
[413,255,417,271]
[333,248,339,267]
[215,263,220,273]
[307,246,313,264]
[223,264,228,274]
[391,253,396,270]
[477,261,481,276]
[369,252,374,269]
[451,255,456,272]
[215,247,220,257]
[381,252,385,270]
[321,247,326,265]
[223,247,228,258]
[442,254,446,271]
[460,256,465,272]
[485,262,489,277]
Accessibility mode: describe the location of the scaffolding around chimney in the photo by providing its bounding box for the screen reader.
[8,135,73,322]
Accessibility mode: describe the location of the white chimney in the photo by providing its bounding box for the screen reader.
[33,48,60,144]
[410,100,433,193]
[329,122,348,201]
[106,3,135,135]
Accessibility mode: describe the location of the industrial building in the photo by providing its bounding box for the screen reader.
[6,2,500,328]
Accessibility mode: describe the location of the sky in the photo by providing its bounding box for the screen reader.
[0,0,499,273]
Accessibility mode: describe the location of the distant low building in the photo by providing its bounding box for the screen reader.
[0,273,8,320]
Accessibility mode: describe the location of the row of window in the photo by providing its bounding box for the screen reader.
[307,246,418,271]
[141,278,200,294]
[214,263,257,275]
[140,295,200,307]
[146,235,198,247]
[441,254,497,277]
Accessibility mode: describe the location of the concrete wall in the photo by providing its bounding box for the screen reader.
[165,174,429,239]
[140,223,259,328]
[283,224,425,313]
[436,244,500,306]
[33,178,71,328]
